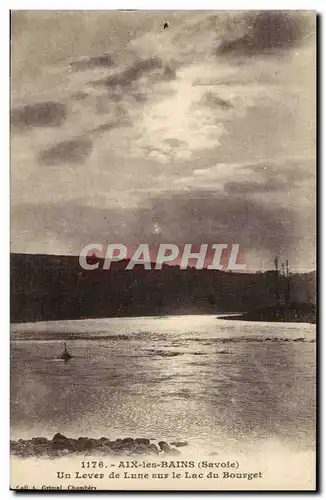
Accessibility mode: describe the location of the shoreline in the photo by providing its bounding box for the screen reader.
[11,433,188,458]
[220,303,316,324]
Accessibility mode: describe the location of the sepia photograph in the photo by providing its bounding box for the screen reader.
[10,10,316,491]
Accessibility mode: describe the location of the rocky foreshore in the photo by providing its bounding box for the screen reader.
[11,433,188,458]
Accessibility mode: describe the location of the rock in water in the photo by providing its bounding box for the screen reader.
[135,438,150,445]
[53,432,66,441]
[11,435,188,457]
[158,441,171,453]
[32,437,48,445]
[134,443,151,454]
[148,443,159,455]
[122,437,134,444]
[52,433,70,450]
[76,437,93,451]
[99,437,112,446]
[170,441,188,447]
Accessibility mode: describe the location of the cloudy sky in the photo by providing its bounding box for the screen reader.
[11,11,316,270]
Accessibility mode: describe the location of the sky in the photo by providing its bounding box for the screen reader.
[10,11,316,271]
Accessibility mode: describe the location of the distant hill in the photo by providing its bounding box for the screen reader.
[10,253,316,323]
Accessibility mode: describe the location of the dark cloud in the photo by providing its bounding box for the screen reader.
[106,93,123,102]
[132,93,148,103]
[92,120,130,135]
[224,180,282,195]
[70,54,114,71]
[223,159,315,196]
[144,190,300,254]
[93,57,163,89]
[11,102,67,130]
[161,63,177,81]
[90,107,131,135]
[12,188,313,262]
[239,158,316,188]
[218,11,305,56]
[203,92,233,109]
[38,138,92,165]
[71,91,89,101]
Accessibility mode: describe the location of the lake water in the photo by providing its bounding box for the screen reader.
[11,315,316,455]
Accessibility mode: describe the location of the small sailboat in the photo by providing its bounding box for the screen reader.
[60,343,72,361]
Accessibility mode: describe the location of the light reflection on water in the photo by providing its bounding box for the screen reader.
[11,315,316,454]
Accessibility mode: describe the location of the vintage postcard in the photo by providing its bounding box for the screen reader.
[10,10,316,491]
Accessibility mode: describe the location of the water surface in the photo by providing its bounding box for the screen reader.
[11,315,316,454]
